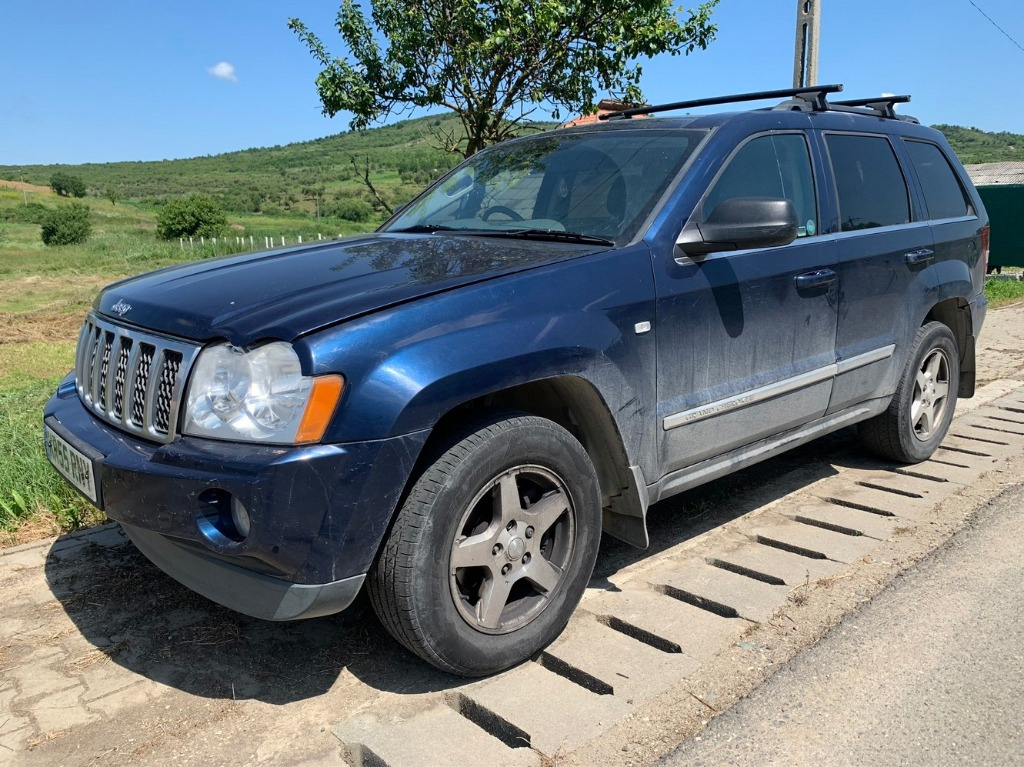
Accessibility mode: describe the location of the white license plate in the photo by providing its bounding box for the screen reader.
[44,425,99,503]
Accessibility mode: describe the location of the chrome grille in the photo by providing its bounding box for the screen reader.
[75,314,201,443]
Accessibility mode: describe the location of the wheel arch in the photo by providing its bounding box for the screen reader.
[924,296,975,398]
[409,376,650,550]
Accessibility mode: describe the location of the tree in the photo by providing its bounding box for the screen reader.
[156,194,228,240]
[302,184,327,219]
[50,172,87,198]
[40,203,92,246]
[104,187,120,206]
[289,0,718,158]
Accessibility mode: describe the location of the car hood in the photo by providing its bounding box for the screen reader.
[94,233,595,345]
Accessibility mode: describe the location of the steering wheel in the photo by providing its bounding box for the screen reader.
[481,206,524,222]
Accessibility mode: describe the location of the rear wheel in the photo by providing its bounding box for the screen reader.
[368,413,601,676]
[858,321,959,463]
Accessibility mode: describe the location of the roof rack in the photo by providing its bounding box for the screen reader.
[831,95,916,122]
[599,84,844,120]
[598,84,917,123]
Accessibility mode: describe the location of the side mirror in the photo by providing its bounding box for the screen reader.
[676,197,799,257]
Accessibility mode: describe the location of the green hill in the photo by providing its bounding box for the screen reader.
[935,124,1024,165]
[1,116,1015,221]
[0,114,554,219]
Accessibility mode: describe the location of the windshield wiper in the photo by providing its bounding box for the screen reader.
[390,224,615,246]
[453,228,615,246]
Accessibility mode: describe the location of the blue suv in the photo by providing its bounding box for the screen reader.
[44,85,988,675]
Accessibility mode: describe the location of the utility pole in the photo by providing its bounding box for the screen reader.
[793,0,821,88]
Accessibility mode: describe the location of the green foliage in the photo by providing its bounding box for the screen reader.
[0,114,475,221]
[156,194,228,240]
[49,171,87,197]
[935,124,1024,164]
[0,379,98,533]
[104,187,120,205]
[40,202,92,246]
[330,197,374,222]
[289,0,719,156]
[0,201,49,224]
[985,277,1024,308]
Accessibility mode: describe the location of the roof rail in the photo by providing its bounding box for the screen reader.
[598,84,845,121]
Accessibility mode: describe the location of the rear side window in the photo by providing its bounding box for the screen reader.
[826,134,910,231]
[702,133,817,237]
[904,140,972,220]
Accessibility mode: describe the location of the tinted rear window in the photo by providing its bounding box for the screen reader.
[826,134,910,231]
[904,140,971,220]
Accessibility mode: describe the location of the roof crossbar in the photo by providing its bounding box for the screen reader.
[598,84,845,121]
[831,95,911,119]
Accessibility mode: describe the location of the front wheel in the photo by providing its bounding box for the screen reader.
[368,413,602,676]
[858,321,960,463]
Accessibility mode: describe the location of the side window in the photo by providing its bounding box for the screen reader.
[826,134,910,231]
[904,140,972,220]
[702,134,817,237]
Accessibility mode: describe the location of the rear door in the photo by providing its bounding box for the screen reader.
[821,132,935,413]
[655,131,838,476]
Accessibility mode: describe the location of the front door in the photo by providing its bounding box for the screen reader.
[655,131,838,477]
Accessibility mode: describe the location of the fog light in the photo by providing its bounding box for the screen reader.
[230,496,251,538]
[196,488,249,544]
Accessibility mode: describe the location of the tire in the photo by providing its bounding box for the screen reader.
[858,321,960,463]
[368,412,602,676]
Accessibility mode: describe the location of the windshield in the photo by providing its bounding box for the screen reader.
[383,129,705,244]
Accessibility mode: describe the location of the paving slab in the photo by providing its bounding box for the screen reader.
[6,658,80,701]
[333,706,540,767]
[653,560,790,623]
[816,478,937,521]
[30,686,101,732]
[901,456,985,485]
[462,662,629,756]
[542,615,698,702]
[957,415,1024,440]
[752,518,882,564]
[790,501,900,541]
[585,584,748,660]
[708,538,845,586]
[943,431,1022,458]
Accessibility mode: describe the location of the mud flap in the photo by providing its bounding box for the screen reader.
[601,465,650,549]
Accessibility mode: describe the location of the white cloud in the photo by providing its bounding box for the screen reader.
[208,62,238,83]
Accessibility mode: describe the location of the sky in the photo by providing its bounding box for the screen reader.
[2,0,1023,166]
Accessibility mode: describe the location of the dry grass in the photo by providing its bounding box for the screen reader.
[0,510,63,547]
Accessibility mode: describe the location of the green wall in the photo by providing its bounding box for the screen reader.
[978,185,1024,269]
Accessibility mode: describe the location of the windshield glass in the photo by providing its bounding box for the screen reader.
[383,129,705,244]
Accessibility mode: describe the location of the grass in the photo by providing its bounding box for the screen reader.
[984,275,1024,308]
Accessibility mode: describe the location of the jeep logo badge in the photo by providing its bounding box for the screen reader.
[110,300,132,317]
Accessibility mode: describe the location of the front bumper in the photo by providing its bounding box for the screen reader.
[45,374,429,620]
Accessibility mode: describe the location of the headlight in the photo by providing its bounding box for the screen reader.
[183,341,343,444]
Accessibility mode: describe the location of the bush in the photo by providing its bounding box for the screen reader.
[0,201,49,224]
[40,203,92,246]
[156,194,228,240]
[50,172,87,198]
[330,197,374,222]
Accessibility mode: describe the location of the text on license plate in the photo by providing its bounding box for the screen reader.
[44,425,98,503]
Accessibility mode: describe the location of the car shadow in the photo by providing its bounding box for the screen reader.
[45,428,868,704]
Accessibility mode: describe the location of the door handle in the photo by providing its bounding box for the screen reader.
[904,248,934,266]
[794,269,837,291]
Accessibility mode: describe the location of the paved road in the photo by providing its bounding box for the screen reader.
[664,482,1024,767]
